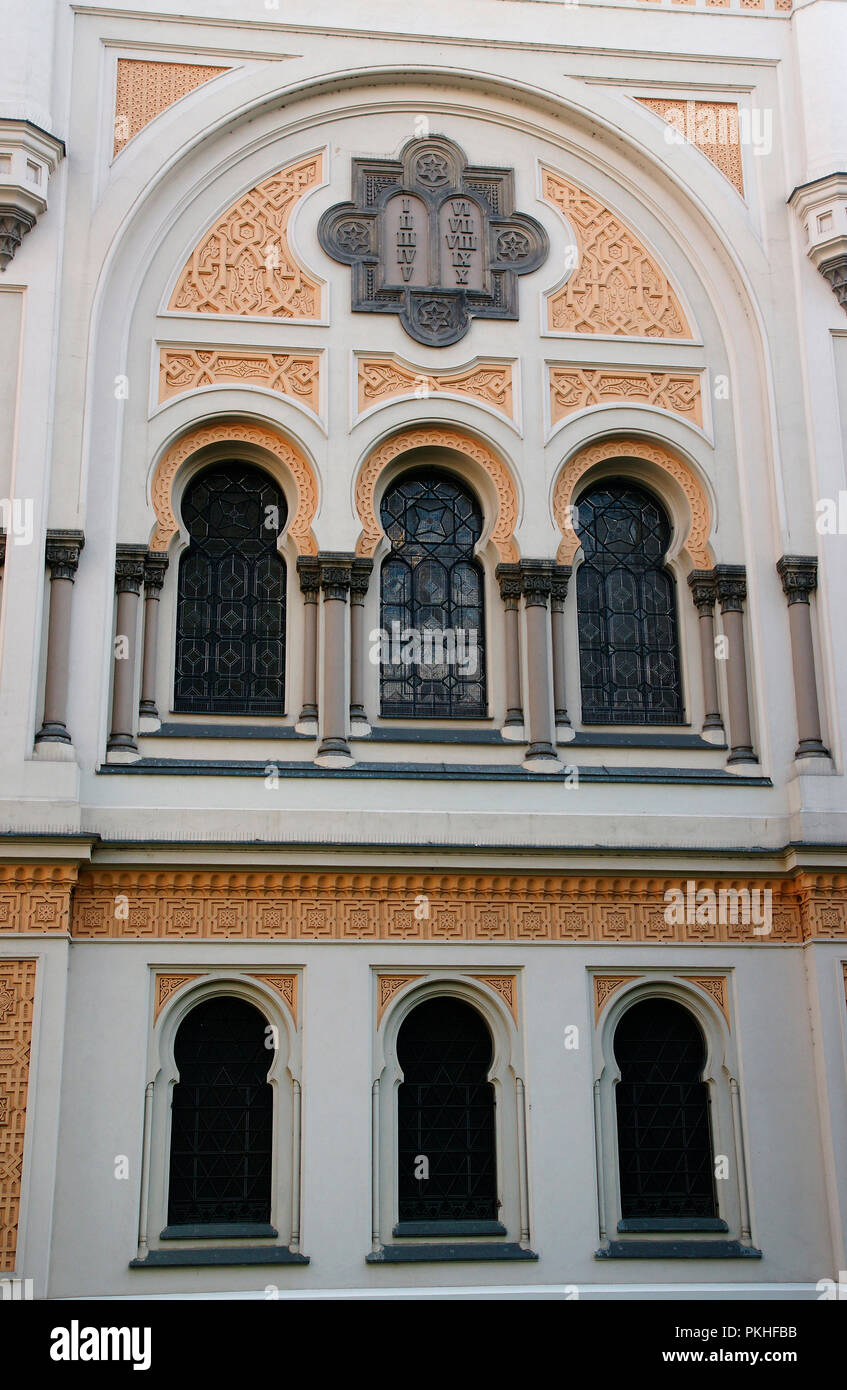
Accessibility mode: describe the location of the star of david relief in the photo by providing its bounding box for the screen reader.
[318,137,549,346]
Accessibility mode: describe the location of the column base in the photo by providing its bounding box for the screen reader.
[793,751,834,776]
[700,724,726,746]
[315,737,354,768]
[795,738,830,758]
[105,747,142,765]
[295,719,318,737]
[138,714,161,734]
[32,739,76,763]
[523,746,563,773]
[501,723,525,743]
[726,747,758,770]
[556,725,576,744]
[350,720,371,738]
[34,721,71,745]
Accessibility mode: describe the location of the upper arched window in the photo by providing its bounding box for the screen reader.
[167,995,273,1228]
[397,996,497,1224]
[174,462,287,714]
[379,471,486,718]
[575,481,683,725]
[614,997,716,1220]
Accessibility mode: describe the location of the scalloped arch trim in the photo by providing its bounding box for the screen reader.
[354,426,520,562]
[149,420,319,555]
[552,437,712,568]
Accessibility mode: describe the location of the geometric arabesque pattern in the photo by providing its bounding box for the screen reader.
[174,462,287,714]
[167,996,273,1226]
[397,996,498,1223]
[0,960,37,1271]
[614,997,718,1219]
[576,482,684,724]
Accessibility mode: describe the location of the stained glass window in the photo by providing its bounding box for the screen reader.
[379,471,486,718]
[575,482,683,724]
[397,996,497,1223]
[174,462,287,713]
[614,998,717,1219]
[167,996,273,1227]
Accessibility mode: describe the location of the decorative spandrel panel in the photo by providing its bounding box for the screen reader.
[318,137,549,346]
[0,960,36,1272]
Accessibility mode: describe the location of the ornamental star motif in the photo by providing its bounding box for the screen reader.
[416,154,449,185]
[417,300,452,330]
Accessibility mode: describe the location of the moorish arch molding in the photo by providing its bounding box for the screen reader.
[552,437,713,570]
[148,420,320,556]
[540,166,692,339]
[354,425,520,563]
[168,152,325,320]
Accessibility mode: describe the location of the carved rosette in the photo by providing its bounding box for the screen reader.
[776,555,818,606]
[45,530,85,582]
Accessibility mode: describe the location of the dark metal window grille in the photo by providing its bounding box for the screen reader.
[575,481,683,724]
[380,471,486,718]
[174,462,287,713]
[397,996,497,1222]
[167,996,273,1226]
[614,998,717,1219]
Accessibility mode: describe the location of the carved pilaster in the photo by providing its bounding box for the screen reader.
[317,552,356,764]
[518,560,557,764]
[496,563,523,731]
[114,544,147,595]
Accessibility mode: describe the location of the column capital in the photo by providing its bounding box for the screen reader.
[318,551,355,602]
[550,564,572,612]
[296,554,321,600]
[0,531,5,569]
[143,552,169,595]
[349,557,374,604]
[687,568,718,614]
[518,558,554,607]
[714,564,747,613]
[114,544,148,595]
[776,555,818,605]
[45,529,85,581]
[496,561,522,608]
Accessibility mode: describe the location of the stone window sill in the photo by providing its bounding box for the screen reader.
[393,1220,507,1237]
[367,1243,537,1263]
[160,1222,278,1240]
[617,1218,729,1234]
[596,1240,761,1260]
[130,1246,308,1268]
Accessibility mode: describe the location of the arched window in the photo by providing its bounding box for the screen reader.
[379,471,486,718]
[575,481,683,724]
[167,996,273,1227]
[614,997,717,1219]
[174,462,287,713]
[397,996,497,1224]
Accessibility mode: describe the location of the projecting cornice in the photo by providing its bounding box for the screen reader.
[0,119,65,270]
[789,172,847,314]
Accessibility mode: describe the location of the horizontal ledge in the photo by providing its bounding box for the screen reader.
[367,1243,538,1263]
[160,1222,278,1240]
[150,723,309,741]
[97,759,772,787]
[596,1241,762,1260]
[393,1220,507,1237]
[617,1218,729,1233]
[130,1246,308,1268]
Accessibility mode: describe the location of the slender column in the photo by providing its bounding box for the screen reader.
[551,564,572,731]
[729,1077,752,1244]
[516,1077,530,1245]
[290,1079,302,1254]
[136,1081,154,1261]
[35,529,84,746]
[687,570,724,739]
[138,552,168,727]
[107,544,146,758]
[519,559,558,764]
[296,556,320,732]
[316,552,353,764]
[715,565,756,765]
[371,1079,381,1252]
[776,555,830,758]
[496,562,523,733]
[349,557,373,728]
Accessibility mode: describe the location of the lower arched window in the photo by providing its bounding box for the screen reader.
[397,996,497,1224]
[575,481,683,724]
[614,997,717,1219]
[174,462,287,714]
[379,471,486,718]
[167,996,273,1228]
